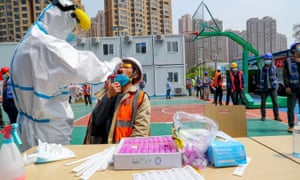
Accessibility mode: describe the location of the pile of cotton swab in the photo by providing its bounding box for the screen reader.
[65,145,116,180]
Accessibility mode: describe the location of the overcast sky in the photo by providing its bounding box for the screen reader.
[82,0,299,46]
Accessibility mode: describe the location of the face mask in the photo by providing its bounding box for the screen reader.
[232,68,238,72]
[66,32,75,43]
[2,74,8,80]
[264,60,272,65]
[115,74,130,87]
[297,47,300,53]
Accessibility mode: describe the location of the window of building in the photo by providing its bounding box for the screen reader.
[136,42,146,54]
[167,72,179,82]
[167,41,178,53]
[103,44,114,55]
[143,73,147,83]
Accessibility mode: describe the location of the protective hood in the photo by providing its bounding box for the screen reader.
[38,5,76,40]
[37,2,90,40]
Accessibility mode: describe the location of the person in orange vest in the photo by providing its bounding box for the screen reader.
[82,84,92,106]
[84,57,151,144]
[212,66,223,105]
[230,62,247,105]
[186,78,193,96]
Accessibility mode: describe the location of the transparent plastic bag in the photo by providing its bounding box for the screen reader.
[173,111,218,169]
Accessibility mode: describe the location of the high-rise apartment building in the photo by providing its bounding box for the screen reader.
[276,33,287,50]
[185,18,228,70]
[247,16,277,54]
[178,14,192,34]
[104,0,172,36]
[200,19,228,64]
[0,0,83,42]
[227,30,245,61]
[89,10,106,37]
[293,23,300,42]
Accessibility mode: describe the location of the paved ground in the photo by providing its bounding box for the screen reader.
[1,94,296,144]
[71,95,296,144]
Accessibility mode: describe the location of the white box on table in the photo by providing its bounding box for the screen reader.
[113,136,182,169]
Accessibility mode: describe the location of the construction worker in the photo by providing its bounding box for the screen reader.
[10,1,121,151]
[212,66,223,105]
[1,66,18,124]
[195,75,202,99]
[283,42,300,133]
[84,57,151,144]
[82,84,92,106]
[186,78,193,96]
[203,72,211,101]
[225,69,234,105]
[0,72,4,128]
[259,53,282,121]
[230,62,247,105]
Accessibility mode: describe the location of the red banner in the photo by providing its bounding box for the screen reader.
[274,57,286,68]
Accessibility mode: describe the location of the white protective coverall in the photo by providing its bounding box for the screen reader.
[10,2,121,151]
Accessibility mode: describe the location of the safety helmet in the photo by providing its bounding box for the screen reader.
[231,62,238,68]
[290,42,300,53]
[263,53,273,59]
[122,57,143,84]
[0,66,9,74]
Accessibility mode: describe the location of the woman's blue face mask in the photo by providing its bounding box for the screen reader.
[296,47,300,53]
[115,74,130,87]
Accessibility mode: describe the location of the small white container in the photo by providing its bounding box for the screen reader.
[292,114,300,159]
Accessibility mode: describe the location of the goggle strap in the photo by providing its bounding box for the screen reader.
[51,0,76,11]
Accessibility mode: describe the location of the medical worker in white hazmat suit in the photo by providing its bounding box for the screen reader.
[10,0,121,151]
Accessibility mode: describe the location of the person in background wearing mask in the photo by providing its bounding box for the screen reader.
[202,72,211,101]
[82,84,92,106]
[212,66,223,105]
[10,1,121,151]
[166,78,172,99]
[195,75,202,99]
[258,53,282,122]
[225,69,234,105]
[0,73,4,128]
[84,57,151,144]
[1,66,18,124]
[186,78,193,96]
[230,62,247,105]
[283,42,300,133]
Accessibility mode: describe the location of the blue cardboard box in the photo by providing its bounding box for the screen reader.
[207,139,247,167]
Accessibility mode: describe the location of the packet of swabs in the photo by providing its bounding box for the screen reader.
[24,140,75,164]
